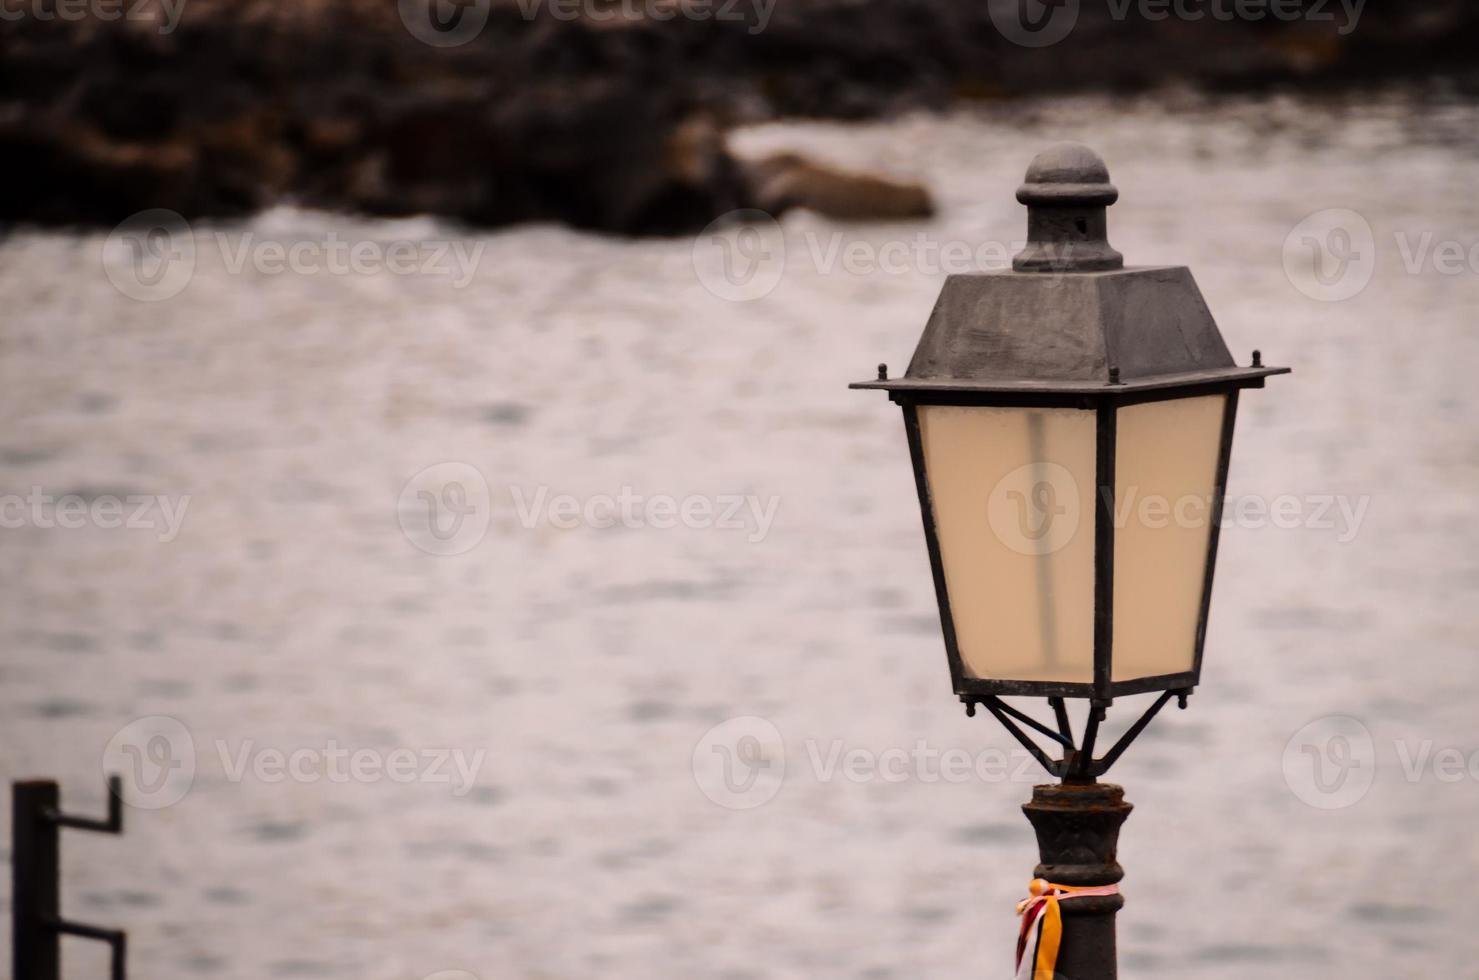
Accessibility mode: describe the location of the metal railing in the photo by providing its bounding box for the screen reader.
[12,777,128,980]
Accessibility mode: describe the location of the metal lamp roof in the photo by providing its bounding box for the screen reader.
[853,143,1288,396]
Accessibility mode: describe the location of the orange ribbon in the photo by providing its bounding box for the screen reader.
[1015,878,1121,980]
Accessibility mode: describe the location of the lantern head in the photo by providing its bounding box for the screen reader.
[852,144,1287,776]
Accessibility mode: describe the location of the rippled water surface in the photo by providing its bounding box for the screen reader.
[3,92,1478,978]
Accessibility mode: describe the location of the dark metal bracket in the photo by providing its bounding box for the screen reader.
[13,776,129,980]
[963,689,1190,782]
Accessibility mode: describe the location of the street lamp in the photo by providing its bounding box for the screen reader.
[852,143,1287,979]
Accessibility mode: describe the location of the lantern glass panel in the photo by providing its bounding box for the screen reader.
[917,404,1096,685]
[1111,393,1228,682]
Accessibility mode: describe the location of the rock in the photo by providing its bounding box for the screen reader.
[743,151,933,222]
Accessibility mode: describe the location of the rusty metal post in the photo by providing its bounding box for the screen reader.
[1021,782,1132,979]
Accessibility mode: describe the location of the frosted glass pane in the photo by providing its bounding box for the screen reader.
[1111,394,1227,682]
[918,405,1097,685]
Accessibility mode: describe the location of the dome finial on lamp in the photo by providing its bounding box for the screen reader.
[1013,142,1124,272]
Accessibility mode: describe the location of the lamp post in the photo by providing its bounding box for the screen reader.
[852,143,1287,979]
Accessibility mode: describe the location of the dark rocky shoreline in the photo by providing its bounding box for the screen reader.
[1,0,1475,233]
